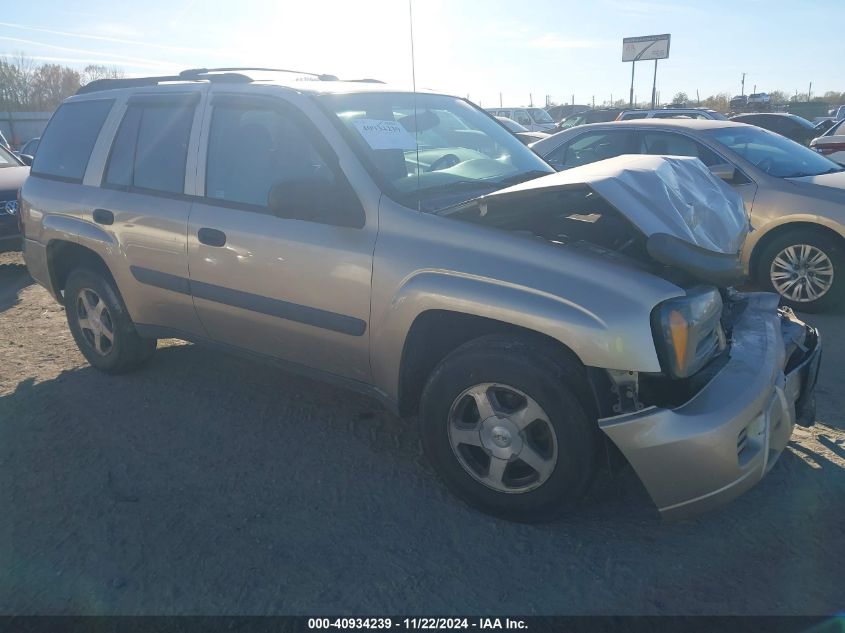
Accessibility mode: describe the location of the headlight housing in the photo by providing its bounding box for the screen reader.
[651,286,726,378]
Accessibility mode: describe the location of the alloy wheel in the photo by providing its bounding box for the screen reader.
[75,288,115,356]
[770,244,834,303]
[447,382,557,494]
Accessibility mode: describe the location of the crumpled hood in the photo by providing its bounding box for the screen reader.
[484,154,750,255]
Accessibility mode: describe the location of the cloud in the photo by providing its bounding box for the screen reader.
[0,35,175,68]
[0,21,218,55]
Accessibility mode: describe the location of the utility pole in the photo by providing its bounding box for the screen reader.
[571,94,574,106]
[741,72,746,96]
[696,89,700,105]
[753,84,756,94]
[529,93,533,107]
[629,61,636,108]
[650,59,658,109]
[499,92,503,107]
[808,81,812,101]
[592,95,595,108]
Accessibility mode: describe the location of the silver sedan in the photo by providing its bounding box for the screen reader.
[531,119,845,312]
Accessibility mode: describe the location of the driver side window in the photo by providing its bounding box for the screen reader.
[205,105,334,208]
[545,130,637,170]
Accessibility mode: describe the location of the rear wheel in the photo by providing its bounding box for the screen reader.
[756,229,844,313]
[65,268,156,373]
[419,335,598,522]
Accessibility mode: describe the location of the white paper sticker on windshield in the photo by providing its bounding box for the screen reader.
[352,119,416,150]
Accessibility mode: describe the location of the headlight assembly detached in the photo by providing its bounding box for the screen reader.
[652,286,727,378]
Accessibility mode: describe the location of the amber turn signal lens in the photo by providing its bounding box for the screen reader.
[668,309,688,372]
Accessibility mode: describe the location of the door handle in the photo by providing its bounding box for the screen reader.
[92,208,114,225]
[197,227,227,247]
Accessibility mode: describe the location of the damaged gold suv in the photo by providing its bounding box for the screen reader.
[20,68,821,521]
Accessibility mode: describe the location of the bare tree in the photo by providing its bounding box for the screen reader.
[0,54,37,110]
[30,64,81,110]
[82,64,125,85]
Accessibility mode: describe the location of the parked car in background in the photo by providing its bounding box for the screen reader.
[495,116,549,144]
[747,93,771,106]
[617,108,727,121]
[730,113,818,146]
[18,137,40,162]
[810,119,845,166]
[555,108,623,130]
[19,69,821,522]
[486,107,555,132]
[531,119,845,311]
[545,103,590,123]
[0,143,29,249]
[730,95,748,110]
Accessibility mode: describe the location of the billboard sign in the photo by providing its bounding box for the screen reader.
[622,34,671,62]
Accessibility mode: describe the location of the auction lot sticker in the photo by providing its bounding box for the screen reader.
[352,119,417,150]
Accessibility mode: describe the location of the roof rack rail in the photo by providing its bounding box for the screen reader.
[75,66,343,96]
[179,67,339,81]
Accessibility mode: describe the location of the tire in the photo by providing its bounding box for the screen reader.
[756,229,845,313]
[64,267,156,374]
[419,334,599,522]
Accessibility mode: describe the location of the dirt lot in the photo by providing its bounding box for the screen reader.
[1,249,844,615]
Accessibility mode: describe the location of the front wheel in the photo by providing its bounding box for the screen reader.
[757,229,844,313]
[419,335,598,522]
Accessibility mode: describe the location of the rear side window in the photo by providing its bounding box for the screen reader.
[104,100,195,194]
[31,100,114,182]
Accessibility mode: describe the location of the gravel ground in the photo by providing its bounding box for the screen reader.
[1,249,844,615]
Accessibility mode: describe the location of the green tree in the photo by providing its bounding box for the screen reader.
[671,91,689,105]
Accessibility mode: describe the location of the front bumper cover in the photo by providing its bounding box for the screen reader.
[599,292,821,520]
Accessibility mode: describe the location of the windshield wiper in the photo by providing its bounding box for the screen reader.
[784,166,845,178]
[497,170,553,186]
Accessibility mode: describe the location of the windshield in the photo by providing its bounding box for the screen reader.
[0,144,18,167]
[708,126,843,178]
[528,108,554,124]
[319,92,553,211]
[558,114,586,129]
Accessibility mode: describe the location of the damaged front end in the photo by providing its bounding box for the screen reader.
[599,292,820,519]
[441,156,821,518]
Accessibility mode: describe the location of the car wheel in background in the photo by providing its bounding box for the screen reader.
[419,334,598,522]
[757,229,845,313]
[64,268,157,373]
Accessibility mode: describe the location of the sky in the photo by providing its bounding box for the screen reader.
[1,0,843,108]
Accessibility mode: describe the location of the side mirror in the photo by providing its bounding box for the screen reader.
[709,163,736,182]
[267,178,365,228]
[19,154,33,166]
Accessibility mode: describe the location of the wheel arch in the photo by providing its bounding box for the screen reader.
[749,220,845,281]
[46,239,116,305]
[396,309,601,419]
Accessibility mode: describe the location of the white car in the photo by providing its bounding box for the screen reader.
[747,93,771,105]
[810,119,845,165]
